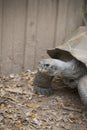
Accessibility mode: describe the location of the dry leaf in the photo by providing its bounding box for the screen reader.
[0,115,4,121]
[3,128,12,130]
[15,120,23,130]
[6,88,23,94]
[26,103,40,109]
[57,128,61,130]
[31,113,39,118]
[33,118,42,126]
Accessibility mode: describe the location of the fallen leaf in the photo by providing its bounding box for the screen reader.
[6,88,23,94]
[14,120,23,130]
[3,128,11,130]
[0,115,4,121]
[33,118,42,126]
[26,103,40,109]
[57,128,61,130]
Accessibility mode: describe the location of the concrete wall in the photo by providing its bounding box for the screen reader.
[0,0,84,75]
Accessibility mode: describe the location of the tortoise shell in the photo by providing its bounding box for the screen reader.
[47,27,87,65]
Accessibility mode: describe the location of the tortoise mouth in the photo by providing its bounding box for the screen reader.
[38,68,48,73]
[47,48,74,62]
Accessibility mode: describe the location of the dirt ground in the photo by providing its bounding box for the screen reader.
[0,71,87,130]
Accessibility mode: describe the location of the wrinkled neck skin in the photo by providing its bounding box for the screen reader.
[38,58,87,79]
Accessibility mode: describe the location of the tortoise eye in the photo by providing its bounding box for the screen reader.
[44,64,50,67]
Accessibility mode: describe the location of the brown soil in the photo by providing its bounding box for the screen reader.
[0,71,87,130]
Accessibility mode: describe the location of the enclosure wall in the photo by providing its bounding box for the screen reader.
[0,0,83,75]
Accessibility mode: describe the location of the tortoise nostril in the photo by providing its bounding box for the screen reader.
[39,61,43,66]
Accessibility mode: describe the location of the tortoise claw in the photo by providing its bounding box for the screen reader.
[33,86,53,96]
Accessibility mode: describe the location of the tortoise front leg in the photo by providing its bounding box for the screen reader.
[78,75,87,106]
[33,71,54,96]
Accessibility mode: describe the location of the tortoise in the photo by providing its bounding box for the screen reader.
[33,31,87,106]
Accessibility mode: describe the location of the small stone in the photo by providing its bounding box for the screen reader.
[9,74,15,78]
[33,118,42,126]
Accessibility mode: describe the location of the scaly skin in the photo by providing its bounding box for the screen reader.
[78,75,87,106]
[33,71,53,95]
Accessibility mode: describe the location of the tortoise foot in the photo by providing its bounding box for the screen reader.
[33,86,53,96]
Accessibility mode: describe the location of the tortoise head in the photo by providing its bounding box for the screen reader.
[38,58,70,76]
[38,59,58,76]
